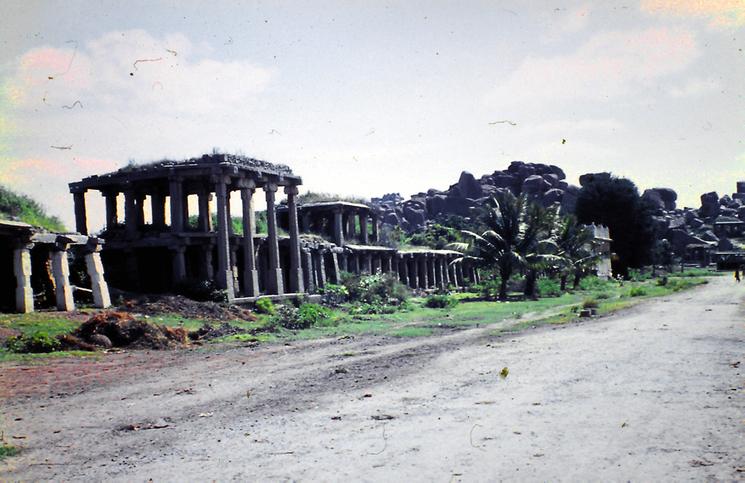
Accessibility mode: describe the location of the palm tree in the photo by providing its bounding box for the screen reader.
[522,204,564,299]
[451,190,545,301]
[555,215,601,290]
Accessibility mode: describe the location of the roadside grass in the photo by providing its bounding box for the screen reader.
[0,276,710,358]
[0,444,19,461]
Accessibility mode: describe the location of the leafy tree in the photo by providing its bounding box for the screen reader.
[554,215,601,290]
[408,223,461,249]
[575,173,655,278]
[452,191,545,301]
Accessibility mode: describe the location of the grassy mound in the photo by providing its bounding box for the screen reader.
[0,184,65,231]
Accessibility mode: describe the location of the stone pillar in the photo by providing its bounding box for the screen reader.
[449,262,458,289]
[371,214,379,242]
[347,214,357,241]
[85,245,110,308]
[171,245,186,284]
[382,254,391,274]
[399,255,409,287]
[391,254,399,275]
[202,244,214,280]
[352,253,360,274]
[360,212,369,245]
[136,193,146,227]
[240,182,260,297]
[198,190,212,232]
[409,257,419,288]
[363,252,372,274]
[230,244,240,290]
[456,263,465,287]
[339,252,348,272]
[436,257,446,290]
[13,243,34,313]
[301,213,311,232]
[419,256,429,289]
[329,252,341,284]
[302,250,315,293]
[124,189,138,237]
[333,209,344,246]
[313,251,326,288]
[104,191,118,229]
[428,255,436,289]
[214,176,235,300]
[151,190,166,229]
[285,185,304,293]
[72,190,88,235]
[51,244,74,311]
[169,177,184,233]
[265,183,284,295]
[182,191,190,229]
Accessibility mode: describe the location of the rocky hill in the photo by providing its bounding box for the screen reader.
[0,185,66,231]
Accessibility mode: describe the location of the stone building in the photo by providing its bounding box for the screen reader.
[69,154,305,301]
[0,220,110,313]
[590,224,612,279]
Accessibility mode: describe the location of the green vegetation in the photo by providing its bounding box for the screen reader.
[297,191,369,205]
[0,184,65,231]
[255,298,276,315]
[424,294,459,309]
[0,444,19,460]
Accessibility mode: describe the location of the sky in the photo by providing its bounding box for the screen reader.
[1,0,744,231]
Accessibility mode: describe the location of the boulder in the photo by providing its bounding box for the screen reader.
[689,217,704,229]
[383,212,400,225]
[457,171,483,199]
[647,187,677,211]
[699,192,720,218]
[579,172,611,187]
[542,188,564,206]
[738,206,745,221]
[700,230,719,243]
[718,237,734,251]
[548,164,566,180]
[403,205,426,227]
[522,175,552,195]
[738,181,745,194]
[642,189,665,212]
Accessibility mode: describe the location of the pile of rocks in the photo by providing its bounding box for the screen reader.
[372,161,581,232]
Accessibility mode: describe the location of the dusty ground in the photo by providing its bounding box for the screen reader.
[1,276,744,481]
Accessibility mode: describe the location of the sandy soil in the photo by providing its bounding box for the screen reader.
[2,276,744,481]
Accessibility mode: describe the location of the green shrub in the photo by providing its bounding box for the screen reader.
[272,304,304,329]
[628,269,650,282]
[579,276,614,291]
[255,298,276,315]
[472,279,501,300]
[424,294,459,309]
[582,298,599,309]
[656,276,668,286]
[536,277,562,297]
[344,273,409,305]
[596,292,611,299]
[298,303,331,327]
[349,303,398,315]
[6,332,61,353]
[629,286,647,297]
[319,284,349,306]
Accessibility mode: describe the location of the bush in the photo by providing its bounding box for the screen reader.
[628,269,651,282]
[6,332,61,353]
[255,298,276,315]
[579,276,614,291]
[298,303,332,327]
[656,276,668,286]
[582,298,599,309]
[272,305,303,329]
[349,303,398,315]
[318,284,349,306]
[536,278,562,297]
[424,294,459,309]
[344,273,409,306]
[629,286,647,297]
[472,279,501,300]
[175,278,227,302]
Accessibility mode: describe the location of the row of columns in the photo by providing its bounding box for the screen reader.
[303,209,379,247]
[13,241,111,313]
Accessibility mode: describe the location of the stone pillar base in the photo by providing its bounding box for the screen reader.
[289,268,304,293]
[244,269,260,297]
[217,270,235,301]
[269,268,284,295]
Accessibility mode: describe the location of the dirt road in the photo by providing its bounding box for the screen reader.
[2,277,744,481]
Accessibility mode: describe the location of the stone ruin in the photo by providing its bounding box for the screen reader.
[0,220,110,313]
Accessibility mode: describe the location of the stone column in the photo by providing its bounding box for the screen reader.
[169,177,184,233]
[124,188,138,237]
[240,182,259,297]
[182,191,190,229]
[347,214,357,241]
[202,244,215,280]
[85,244,111,308]
[449,262,458,289]
[72,190,88,235]
[302,250,315,293]
[371,214,379,242]
[13,243,34,313]
[456,263,465,287]
[264,183,284,295]
[399,255,409,287]
[285,185,304,293]
[104,191,118,229]
[313,251,326,288]
[171,245,186,284]
[301,213,311,232]
[409,257,419,288]
[151,190,166,229]
[136,193,146,227]
[382,254,391,273]
[198,190,212,232]
[391,254,399,275]
[436,257,446,290]
[333,209,344,246]
[363,252,372,274]
[419,256,429,289]
[329,252,341,284]
[428,255,436,289]
[339,253,348,272]
[51,243,74,311]
[214,175,235,300]
[230,244,240,290]
[352,253,360,274]
[226,190,234,236]
[360,212,369,245]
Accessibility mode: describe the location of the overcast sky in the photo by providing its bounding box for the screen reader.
[1,0,744,230]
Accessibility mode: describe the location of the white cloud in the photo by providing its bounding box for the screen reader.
[486,27,700,109]
[668,77,721,97]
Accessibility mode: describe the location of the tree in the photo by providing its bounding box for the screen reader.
[575,173,655,278]
[554,215,601,290]
[452,191,544,301]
